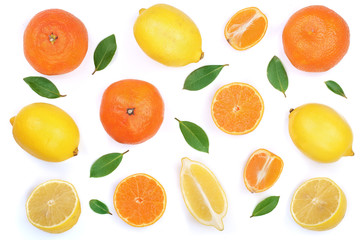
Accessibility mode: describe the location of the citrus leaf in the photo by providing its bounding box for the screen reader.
[89,199,112,215]
[267,56,288,97]
[23,76,66,99]
[175,118,209,153]
[92,34,117,75]
[183,64,229,91]
[90,150,128,178]
[325,80,347,98]
[251,196,280,217]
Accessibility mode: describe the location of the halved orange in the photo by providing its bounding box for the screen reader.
[211,82,264,135]
[225,7,268,50]
[113,173,166,227]
[244,149,284,193]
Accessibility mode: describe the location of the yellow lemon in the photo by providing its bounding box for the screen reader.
[289,103,353,163]
[26,179,81,233]
[180,157,227,230]
[133,4,203,66]
[10,103,79,162]
[290,177,347,231]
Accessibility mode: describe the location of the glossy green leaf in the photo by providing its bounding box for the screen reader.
[90,150,128,178]
[175,118,209,153]
[251,196,280,217]
[89,199,112,215]
[23,76,66,99]
[267,56,288,97]
[183,64,229,91]
[92,34,117,74]
[325,80,347,98]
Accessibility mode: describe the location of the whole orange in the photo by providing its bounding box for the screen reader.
[100,79,164,144]
[24,9,88,75]
[282,5,349,72]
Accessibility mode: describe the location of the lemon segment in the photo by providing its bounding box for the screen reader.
[26,179,81,233]
[180,157,227,230]
[290,177,346,231]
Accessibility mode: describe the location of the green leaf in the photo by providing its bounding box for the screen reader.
[175,118,209,153]
[92,34,117,75]
[183,64,229,91]
[23,76,66,99]
[90,150,128,178]
[325,80,347,98]
[251,196,280,217]
[267,56,288,97]
[89,199,112,215]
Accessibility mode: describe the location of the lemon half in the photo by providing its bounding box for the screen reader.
[290,177,346,231]
[26,179,81,233]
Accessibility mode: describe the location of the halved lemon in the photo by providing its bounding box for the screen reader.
[25,179,81,233]
[290,177,346,231]
[180,157,227,230]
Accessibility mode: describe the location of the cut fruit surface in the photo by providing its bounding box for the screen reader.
[244,149,283,193]
[225,7,268,50]
[25,179,81,233]
[180,157,227,230]
[113,173,166,227]
[290,177,347,231]
[211,82,264,135]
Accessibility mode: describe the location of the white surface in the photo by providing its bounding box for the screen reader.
[1,0,359,239]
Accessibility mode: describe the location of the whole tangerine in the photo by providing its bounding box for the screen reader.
[24,9,88,75]
[100,79,164,144]
[282,5,350,72]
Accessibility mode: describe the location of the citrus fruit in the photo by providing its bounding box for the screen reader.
[26,179,81,233]
[282,5,350,72]
[290,177,347,231]
[100,79,164,144]
[289,103,353,163]
[24,9,88,75]
[113,173,166,227]
[133,4,203,66]
[211,82,264,135]
[10,103,79,162]
[224,7,268,50]
[244,149,284,193]
[180,157,227,231]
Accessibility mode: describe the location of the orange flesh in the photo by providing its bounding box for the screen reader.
[211,83,264,134]
[244,149,284,193]
[225,7,268,50]
[114,174,166,227]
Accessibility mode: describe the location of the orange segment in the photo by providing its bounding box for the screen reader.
[244,149,284,193]
[211,82,264,135]
[225,7,268,50]
[113,173,166,227]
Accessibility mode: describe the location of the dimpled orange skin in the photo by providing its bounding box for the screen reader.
[24,9,88,75]
[100,79,164,144]
[282,5,350,72]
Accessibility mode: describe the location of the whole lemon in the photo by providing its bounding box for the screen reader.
[289,103,353,163]
[10,103,79,162]
[133,4,203,67]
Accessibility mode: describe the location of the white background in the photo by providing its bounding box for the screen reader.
[1,0,359,239]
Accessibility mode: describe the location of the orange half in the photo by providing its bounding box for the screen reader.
[211,82,264,135]
[113,173,167,227]
[225,7,268,50]
[244,149,284,193]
